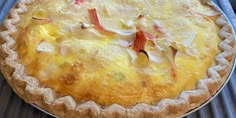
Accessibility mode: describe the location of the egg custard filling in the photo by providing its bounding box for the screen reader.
[15,0,221,106]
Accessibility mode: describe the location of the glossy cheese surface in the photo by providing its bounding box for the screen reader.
[15,0,221,105]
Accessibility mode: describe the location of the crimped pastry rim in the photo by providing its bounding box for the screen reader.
[180,2,236,117]
[0,0,235,118]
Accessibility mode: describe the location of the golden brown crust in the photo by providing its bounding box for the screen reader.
[0,0,235,118]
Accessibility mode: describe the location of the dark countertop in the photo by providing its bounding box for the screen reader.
[0,0,235,118]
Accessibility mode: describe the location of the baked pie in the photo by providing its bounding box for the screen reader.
[0,0,235,117]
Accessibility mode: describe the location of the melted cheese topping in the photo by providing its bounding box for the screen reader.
[15,0,221,106]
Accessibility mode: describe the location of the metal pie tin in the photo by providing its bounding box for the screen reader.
[23,1,235,118]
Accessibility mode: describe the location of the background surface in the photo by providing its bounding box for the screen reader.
[0,0,235,118]
[229,0,236,10]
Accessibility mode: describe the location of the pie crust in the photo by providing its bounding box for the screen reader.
[0,0,235,117]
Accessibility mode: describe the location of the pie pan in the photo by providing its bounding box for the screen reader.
[0,0,235,118]
[29,1,236,117]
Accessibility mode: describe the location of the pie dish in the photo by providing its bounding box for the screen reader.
[0,0,235,117]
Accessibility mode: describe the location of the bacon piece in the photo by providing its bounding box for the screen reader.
[88,8,115,34]
[32,16,52,22]
[136,27,155,46]
[136,27,154,40]
[133,30,148,52]
[75,0,84,4]
[88,8,103,29]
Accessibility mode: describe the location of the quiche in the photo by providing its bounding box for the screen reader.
[0,0,235,117]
